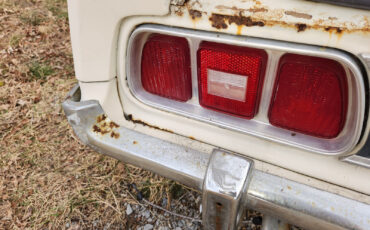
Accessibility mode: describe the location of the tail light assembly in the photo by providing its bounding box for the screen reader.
[127,25,366,155]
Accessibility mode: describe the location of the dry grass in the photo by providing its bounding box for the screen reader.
[0,0,200,229]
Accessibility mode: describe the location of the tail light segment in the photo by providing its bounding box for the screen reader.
[127,25,365,155]
[198,42,267,119]
[269,54,348,138]
[141,34,192,102]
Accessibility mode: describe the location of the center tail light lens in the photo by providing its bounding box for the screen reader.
[269,54,348,138]
[198,42,267,119]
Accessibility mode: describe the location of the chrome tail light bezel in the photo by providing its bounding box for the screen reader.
[126,24,366,156]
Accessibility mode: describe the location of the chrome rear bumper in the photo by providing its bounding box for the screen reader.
[63,85,370,230]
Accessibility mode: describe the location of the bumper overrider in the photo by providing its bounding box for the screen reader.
[63,85,370,230]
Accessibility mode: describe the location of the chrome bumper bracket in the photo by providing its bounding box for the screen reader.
[202,150,253,229]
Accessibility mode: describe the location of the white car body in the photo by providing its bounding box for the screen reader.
[64,0,370,229]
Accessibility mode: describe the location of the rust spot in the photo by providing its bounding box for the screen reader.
[124,113,174,134]
[96,114,107,123]
[109,121,119,129]
[133,141,138,144]
[110,131,120,139]
[287,185,292,190]
[210,13,265,30]
[295,23,307,32]
[93,124,110,135]
[94,114,120,136]
[188,9,202,19]
[189,136,196,140]
[215,202,223,230]
[228,14,265,27]
[209,14,228,29]
[102,130,110,135]
[236,25,242,35]
[93,125,101,133]
[325,26,343,34]
[285,11,312,20]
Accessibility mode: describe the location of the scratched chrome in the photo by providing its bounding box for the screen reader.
[261,216,289,230]
[126,24,366,156]
[202,150,253,229]
[63,84,370,230]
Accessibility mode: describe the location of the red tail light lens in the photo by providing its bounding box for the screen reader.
[198,42,267,119]
[141,34,192,102]
[269,54,348,138]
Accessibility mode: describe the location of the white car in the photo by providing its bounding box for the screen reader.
[63,0,370,229]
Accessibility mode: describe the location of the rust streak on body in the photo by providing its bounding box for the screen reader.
[325,26,343,34]
[124,114,174,134]
[173,2,370,35]
[236,25,242,35]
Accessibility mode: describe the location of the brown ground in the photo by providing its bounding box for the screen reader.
[0,1,263,229]
[0,0,198,229]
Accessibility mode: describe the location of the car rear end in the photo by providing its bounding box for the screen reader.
[63,0,370,229]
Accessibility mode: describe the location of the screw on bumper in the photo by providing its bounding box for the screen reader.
[63,84,370,230]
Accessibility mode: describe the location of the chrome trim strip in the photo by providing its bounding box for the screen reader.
[342,53,370,167]
[126,24,366,156]
[360,53,370,68]
[63,85,370,230]
[342,155,370,169]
